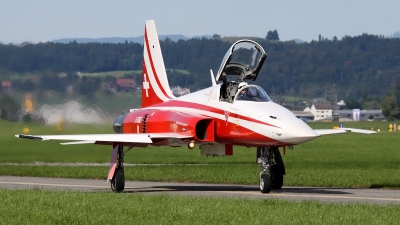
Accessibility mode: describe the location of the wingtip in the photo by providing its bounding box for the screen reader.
[339,127,377,134]
[15,134,44,141]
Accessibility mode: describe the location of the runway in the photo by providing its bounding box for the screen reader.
[1,176,400,205]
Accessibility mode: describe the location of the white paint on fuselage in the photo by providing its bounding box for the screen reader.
[149,84,318,145]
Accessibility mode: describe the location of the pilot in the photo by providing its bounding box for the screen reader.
[238,88,250,100]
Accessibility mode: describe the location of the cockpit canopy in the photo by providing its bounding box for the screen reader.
[235,85,271,102]
[216,40,267,83]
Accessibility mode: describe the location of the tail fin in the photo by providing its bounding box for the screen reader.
[141,20,175,108]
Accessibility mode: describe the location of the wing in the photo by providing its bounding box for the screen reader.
[15,133,193,145]
[314,127,376,136]
[338,127,377,134]
[313,129,346,136]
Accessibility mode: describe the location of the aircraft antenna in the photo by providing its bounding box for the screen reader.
[210,69,217,86]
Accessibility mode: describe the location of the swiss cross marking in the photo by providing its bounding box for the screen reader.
[143,73,149,97]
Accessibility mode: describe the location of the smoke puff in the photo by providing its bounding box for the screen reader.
[38,101,105,125]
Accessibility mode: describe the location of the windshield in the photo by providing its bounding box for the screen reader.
[235,85,271,102]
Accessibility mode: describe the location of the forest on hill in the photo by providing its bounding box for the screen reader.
[1,34,400,105]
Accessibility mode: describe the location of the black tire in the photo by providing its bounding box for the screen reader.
[111,168,125,193]
[260,174,272,193]
[271,164,284,189]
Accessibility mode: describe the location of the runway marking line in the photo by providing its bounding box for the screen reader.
[0,181,137,189]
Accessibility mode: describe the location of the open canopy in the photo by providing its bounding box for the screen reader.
[215,40,267,83]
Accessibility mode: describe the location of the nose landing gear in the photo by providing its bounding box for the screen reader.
[256,146,285,193]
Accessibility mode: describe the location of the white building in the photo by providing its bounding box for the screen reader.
[171,86,190,96]
[304,103,332,121]
[337,100,346,106]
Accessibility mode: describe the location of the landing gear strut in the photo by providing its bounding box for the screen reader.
[111,143,125,192]
[256,146,285,193]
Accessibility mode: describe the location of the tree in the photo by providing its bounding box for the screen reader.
[0,94,20,121]
[212,34,221,39]
[78,76,101,102]
[266,30,279,41]
[163,37,172,43]
[41,69,64,92]
[343,99,362,109]
[381,96,398,120]
[104,75,117,82]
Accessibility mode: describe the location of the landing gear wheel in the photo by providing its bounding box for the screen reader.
[271,164,284,189]
[260,173,272,193]
[111,167,125,192]
[256,146,286,193]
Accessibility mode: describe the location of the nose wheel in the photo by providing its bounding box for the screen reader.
[259,171,272,193]
[256,146,285,193]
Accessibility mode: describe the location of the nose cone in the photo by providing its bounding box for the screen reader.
[282,123,319,145]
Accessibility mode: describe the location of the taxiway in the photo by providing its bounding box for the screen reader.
[1,176,400,205]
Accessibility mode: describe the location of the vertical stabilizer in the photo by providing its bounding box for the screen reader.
[141,20,175,108]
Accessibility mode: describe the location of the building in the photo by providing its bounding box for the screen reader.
[292,111,315,121]
[108,78,136,91]
[171,86,190,96]
[333,109,385,121]
[312,98,326,104]
[337,100,346,106]
[304,103,332,121]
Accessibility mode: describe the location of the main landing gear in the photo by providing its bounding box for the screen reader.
[256,147,286,193]
[110,143,125,192]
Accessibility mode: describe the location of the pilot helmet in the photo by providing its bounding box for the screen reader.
[238,82,248,90]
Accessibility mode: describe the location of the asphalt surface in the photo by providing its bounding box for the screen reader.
[1,176,400,205]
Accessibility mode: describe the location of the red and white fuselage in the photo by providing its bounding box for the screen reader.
[120,20,319,149]
[125,85,319,147]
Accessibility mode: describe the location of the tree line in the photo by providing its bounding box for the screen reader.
[1,34,400,112]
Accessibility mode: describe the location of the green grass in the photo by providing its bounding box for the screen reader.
[6,89,141,116]
[282,95,311,102]
[77,69,191,77]
[94,91,141,113]
[1,189,399,225]
[166,68,191,75]
[2,121,400,188]
[308,121,393,130]
[77,70,141,77]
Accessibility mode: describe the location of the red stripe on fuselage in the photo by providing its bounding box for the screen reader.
[144,27,172,100]
[147,100,280,128]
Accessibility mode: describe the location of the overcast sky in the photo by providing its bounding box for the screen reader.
[1,0,399,44]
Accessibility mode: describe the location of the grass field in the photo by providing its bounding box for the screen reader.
[77,69,191,77]
[94,91,141,113]
[2,120,400,224]
[1,189,400,225]
[1,120,400,188]
[77,70,141,77]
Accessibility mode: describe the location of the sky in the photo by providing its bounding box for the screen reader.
[1,0,399,44]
